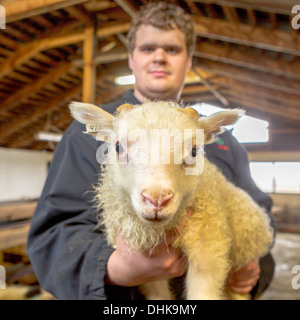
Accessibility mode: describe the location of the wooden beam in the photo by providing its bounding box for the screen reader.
[189,1,299,15]
[96,23,130,40]
[181,92,216,104]
[0,41,44,79]
[272,128,300,134]
[0,20,77,79]
[0,202,37,222]
[42,22,130,49]
[208,76,300,109]
[0,63,128,140]
[0,221,30,250]
[4,0,90,23]
[65,5,95,26]
[0,61,74,114]
[113,0,137,18]
[82,24,96,103]
[222,6,240,23]
[192,15,300,55]
[0,22,129,80]
[194,59,300,97]
[248,151,300,162]
[192,68,230,106]
[194,42,300,80]
[246,8,257,26]
[9,112,71,148]
[223,90,300,122]
[182,84,215,95]
[0,83,82,139]
[72,48,128,68]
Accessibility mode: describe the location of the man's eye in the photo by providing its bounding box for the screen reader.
[142,47,154,52]
[166,48,177,54]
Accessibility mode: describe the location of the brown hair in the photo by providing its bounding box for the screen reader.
[127,2,195,56]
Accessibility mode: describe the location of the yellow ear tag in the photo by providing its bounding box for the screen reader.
[116,103,134,114]
[182,107,199,119]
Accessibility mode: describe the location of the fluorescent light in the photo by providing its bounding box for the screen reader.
[192,103,269,144]
[35,131,62,142]
[115,75,135,85]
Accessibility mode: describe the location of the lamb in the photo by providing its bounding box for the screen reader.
[69,100,274,300]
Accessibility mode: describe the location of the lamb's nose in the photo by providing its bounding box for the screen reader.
[141,190,174,208]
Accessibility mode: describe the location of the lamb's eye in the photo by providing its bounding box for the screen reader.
[191,145,199,158]
[115,141,124,155]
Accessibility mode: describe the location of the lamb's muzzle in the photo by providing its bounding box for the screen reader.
[140,188,174,222]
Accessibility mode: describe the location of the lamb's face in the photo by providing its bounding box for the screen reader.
[110,102,204,226]
[70,101,243,228]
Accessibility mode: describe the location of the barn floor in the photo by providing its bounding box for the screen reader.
[259,232,300,300]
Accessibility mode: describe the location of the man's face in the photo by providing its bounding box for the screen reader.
[129,24,192,102]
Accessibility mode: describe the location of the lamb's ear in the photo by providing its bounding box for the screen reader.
[69,102,114,139]
[198,109,245,144]
[69,102,114,126]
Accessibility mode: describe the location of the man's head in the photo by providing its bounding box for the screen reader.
[127,2,196,102]
[127,2,195,56]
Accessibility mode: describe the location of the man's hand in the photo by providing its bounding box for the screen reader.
[105,233,187,287]
[227,258,260,294]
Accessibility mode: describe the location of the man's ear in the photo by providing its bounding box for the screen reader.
[198,109,245,144]
[69,102,115,139]
[187,55,192,72]
[128,53,133,70]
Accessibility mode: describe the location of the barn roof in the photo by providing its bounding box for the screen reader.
[1,0,299,151]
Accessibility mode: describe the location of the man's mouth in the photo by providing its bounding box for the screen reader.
[149,70,170,77]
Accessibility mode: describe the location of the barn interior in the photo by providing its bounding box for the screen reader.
[0,0,299,300]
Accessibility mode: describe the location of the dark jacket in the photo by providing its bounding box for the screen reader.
[27,90,275,300]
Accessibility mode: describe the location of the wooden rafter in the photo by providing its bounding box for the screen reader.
[0,61,75,114]
[0,83,82,139]
[0,0,300,151]
[194,42,300,79]
[222,6,239,23]
[225,91,300,123]
[4,0,90,23]
[188,0,299,15]
[113,0,137,18]
[195,59,300,97]
[0,20,78,79]
[210,76,300,110]
[192,15,300,55]
[82,23,96,103]
[0,62,129,141]
[0,22,130,80]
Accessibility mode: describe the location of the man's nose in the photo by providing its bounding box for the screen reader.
[153,48,167,63]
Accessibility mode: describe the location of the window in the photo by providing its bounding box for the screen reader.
[192,103,269,144]
[250,162,300,194]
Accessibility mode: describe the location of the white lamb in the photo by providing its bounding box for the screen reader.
[70,100,274,300]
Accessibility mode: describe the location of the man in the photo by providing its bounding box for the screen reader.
[27,2,275,300]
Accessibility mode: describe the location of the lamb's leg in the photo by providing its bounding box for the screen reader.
[140,280,173,300]
[225,288,251,300]
[185,248,231,300]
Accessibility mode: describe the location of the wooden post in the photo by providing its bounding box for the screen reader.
[82,23,97,104]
